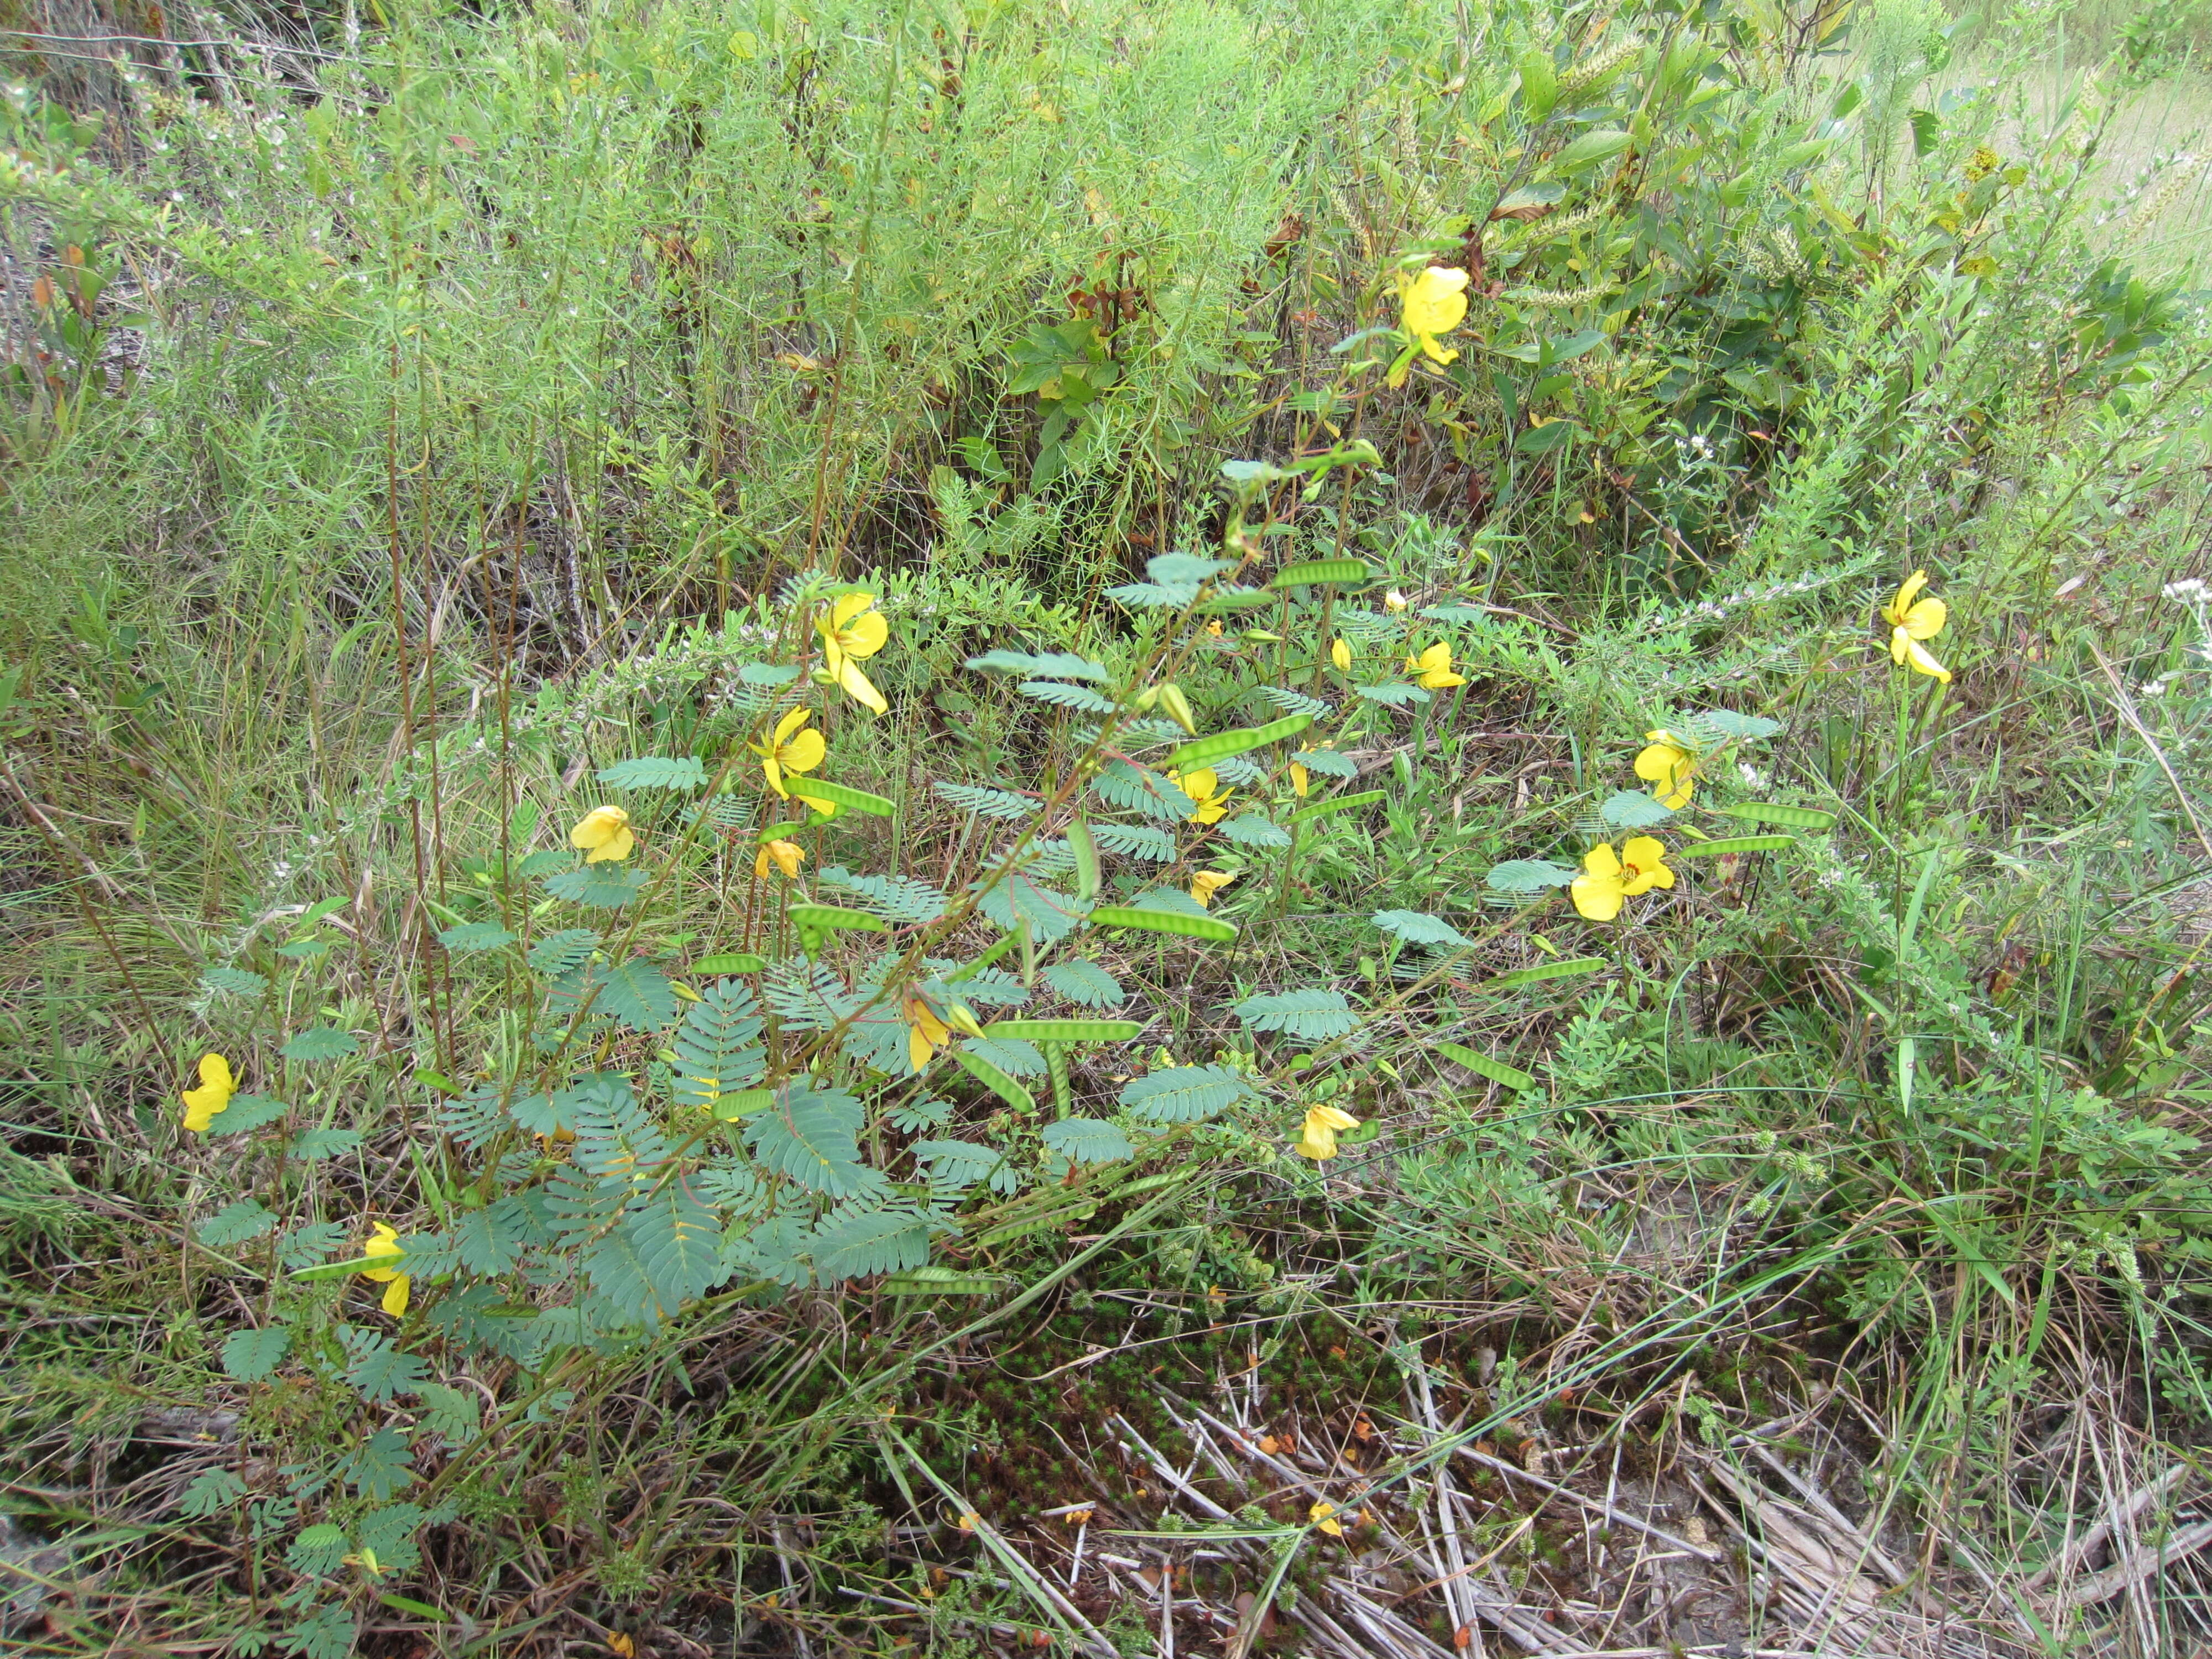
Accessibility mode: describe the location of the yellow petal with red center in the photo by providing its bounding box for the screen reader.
[1571,843,1626,922]
[1900,597,1947,640]
[1885,570,1929,628]
[778,726,826,773]
[1619,836,1674,895]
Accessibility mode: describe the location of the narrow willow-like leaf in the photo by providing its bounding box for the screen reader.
[1478,957,1607,990]
[786,904,889,933]
[1715,802,1835,831]
[786,778,896,817]
[1167,713,1313,770]
[1290,788,1387,822]
[1088,905,1238,942]
[1674,834,1796,856]
[1270,557,1372,588]
[692,952,768,975]
[953,1048,1036,1113]
[1435,1040,1537,1091]
[982,1019,1143,1043]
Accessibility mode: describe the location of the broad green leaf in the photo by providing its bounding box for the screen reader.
[1552,128,1632,171]
[1674,834,1795,856]
[786,777,896,816]
[1717,802,1835,831]
[953,1048,1036,1113]
[1479,957,1607,990]
[1270,558,1371,588]
[743,1081,871,1196]
[1168,713,1313,770]
[982,1019,1143,1043]
[1435,1040,1537,1092]
[1290,789,1387,822]
[1088,904,1237,942]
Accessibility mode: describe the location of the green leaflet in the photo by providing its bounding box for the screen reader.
[1290,788,1386,822]
[1675,834,1796,856]
[1434,1040,1537,1091]
[1167,712,1314,770]
[1269,557,1371,588]
[1715,802,1835,831]
[953,1048,1036,1113]
[1088,904,1237,942]
[982,1018,1143,1043]
[786,778,897,816]
[1478,957,1608,990]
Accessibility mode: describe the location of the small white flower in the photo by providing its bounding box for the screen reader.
[2161,577,2206,602]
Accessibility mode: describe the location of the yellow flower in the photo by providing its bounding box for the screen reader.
[1883,570,1952,684]
[754,839,806,880]
[1633,730,1696,810]
[1406,641,1465,690]
[181,1052,236,1133]
[1569,836,1675,923]
[1330,637,1352,672]
[1293,1104,1360,1160]
[1290,762,1309,797]
[569,805,634,864]
[1384,589,1409,613]
[817,592,890,714]
[360,1220,411,1318]
[1171,768,1233,825]
[1399,265,1470,366]
[752,706,827,798]
[1310,1500,1345,1536]
[904,992,953,1073]
[1190,870,1238,907]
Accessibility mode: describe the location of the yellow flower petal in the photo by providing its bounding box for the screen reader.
[834,656,889,716]
[1290,763,1310,798]
[779,727,827,774]
[773,706,813,745]
[1634,733,1695,810]
[380,1275,410,1318]
[761,755,786,797]
[1900,635,1952,682]
[1190,870,1238,907]
[1884,570,1930,628]
[1310,1500,1344,1536]
[582,824,634,864]
[1331,638,1352,672]
[181,1052,236,1131]
[1571,843,1626,922]
[570,805,629,852]
[1618,836,1674,895]
[757,839,805,879]
[1900,596,1947,640]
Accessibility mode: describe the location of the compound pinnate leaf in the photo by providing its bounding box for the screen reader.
[1233,988,1359,1042]
[220,1323,293,1382]
[1117,1064,1257,1122]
